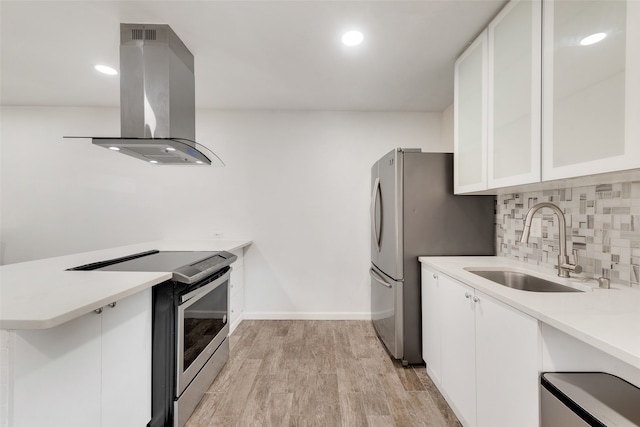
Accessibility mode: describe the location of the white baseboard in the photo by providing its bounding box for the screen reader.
[243,312,372,321]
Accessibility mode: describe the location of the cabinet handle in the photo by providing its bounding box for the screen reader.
[464,292,472,299]
[473,296,480,303]
[433,273,438,279]
[95,302,116,314]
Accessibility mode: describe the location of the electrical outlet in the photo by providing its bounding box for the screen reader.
[530,217,543,238]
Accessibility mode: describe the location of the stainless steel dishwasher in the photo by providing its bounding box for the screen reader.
[541,372,640,426]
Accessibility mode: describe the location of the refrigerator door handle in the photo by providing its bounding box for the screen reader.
[371,177,382,252]
[370,268,392,288]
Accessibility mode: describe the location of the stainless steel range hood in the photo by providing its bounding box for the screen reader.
[83,24,223,166]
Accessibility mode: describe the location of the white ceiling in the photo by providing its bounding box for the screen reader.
[0,0,506,112]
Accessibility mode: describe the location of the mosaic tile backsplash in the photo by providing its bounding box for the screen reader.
[496,181,640,288]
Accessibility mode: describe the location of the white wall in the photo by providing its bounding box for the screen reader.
[0,106,447,318]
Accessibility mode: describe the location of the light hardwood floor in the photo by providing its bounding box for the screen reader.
[187,320,461,427]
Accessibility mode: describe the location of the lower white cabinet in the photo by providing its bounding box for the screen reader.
[440,275,477,426]
[101,289,152,427]
[12,289,151,427]
[474,286,539,427]
[421,267,442,384]
[229,248,245,334]
[14,309,102,427]
[421,266,540,427]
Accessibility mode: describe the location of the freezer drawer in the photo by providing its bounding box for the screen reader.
[370,265,403,360]
[541,372,640,427]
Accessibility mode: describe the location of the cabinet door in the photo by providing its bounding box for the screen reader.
[101,289,152,427]
[475,290,540,427]
[14,312,102,427]
[229,250,245,334]
[230,286,244,334]
[488,0,541,188]
[454,30,488,194]
[439,275,476,426]
[421,266,441,384]
[542,0,640,180]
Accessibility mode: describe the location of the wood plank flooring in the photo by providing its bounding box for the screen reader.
[187,320,461,427]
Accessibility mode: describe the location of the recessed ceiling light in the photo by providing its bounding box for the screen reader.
[342,30,364,47]
[149,160,159,164]
[108,146,120,151]
[580,32,606,46]
[195,160,204,164]
[166,147,176,152]
[94,64,118,75]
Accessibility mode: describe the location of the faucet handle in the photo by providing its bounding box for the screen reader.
[571,249,582,274]
[571,249,583,274]
[560,249,583,276]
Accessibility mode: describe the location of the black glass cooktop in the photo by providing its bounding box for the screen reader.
[95,251,219,272]
[67,249,237,284]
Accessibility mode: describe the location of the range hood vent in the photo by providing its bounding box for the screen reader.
[71,24,223,166]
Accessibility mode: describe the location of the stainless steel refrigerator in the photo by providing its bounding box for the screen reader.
[370,149,495,365]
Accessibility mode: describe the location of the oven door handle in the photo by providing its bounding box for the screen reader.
[180,269,232,305]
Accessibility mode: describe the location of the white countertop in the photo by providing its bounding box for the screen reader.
[0,239,252,330]
[419,256,640,370]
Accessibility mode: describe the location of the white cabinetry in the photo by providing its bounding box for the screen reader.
[454,30,488,194]
[455,0,542,194]
[487,0,541,188]
[542,0,640,180]
[456,0,640,191]
[229,248,245,334]
[422,269,540,427]
[420,266,441,384]
[101,290,152,427]
[475,288,539,427]
[13,289,151,427]
[439,275,477,426]
[14,311,102,427]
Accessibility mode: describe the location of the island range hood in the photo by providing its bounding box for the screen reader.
[84,24,223,166]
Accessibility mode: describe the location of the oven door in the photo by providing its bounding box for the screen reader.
[176,269,230,396]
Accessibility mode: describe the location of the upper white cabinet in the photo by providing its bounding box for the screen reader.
[454,30,489,194]
[488,0,542,188]
[542,0,640,180]
[455,0,542,194]
[455,0,640,192]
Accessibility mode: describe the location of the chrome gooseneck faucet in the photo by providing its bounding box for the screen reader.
[520,202,582,278]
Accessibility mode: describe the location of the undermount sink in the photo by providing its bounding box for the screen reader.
[465,269,583,293]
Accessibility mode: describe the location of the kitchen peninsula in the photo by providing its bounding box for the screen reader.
[0,239,251,427]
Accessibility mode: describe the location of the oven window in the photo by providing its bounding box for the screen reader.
[183,281,228,371]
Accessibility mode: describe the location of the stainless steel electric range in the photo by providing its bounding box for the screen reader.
[69,249,237,427]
